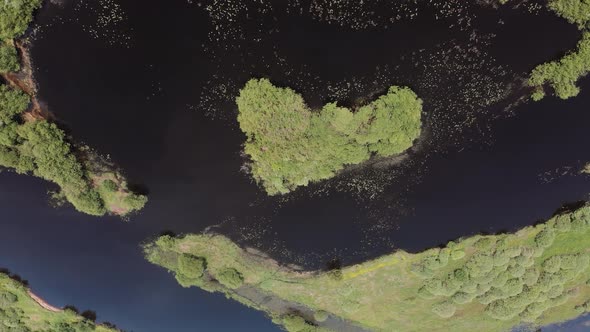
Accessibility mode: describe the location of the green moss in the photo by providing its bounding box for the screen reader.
[237,78,422,195]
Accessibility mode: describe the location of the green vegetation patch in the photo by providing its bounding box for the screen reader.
[145,204,590,332]
[548,0,590,28]
[0,42,19,73]
[237,78,422,195]
[0,272,117,332]
[0,0,42,39]
[529,31,590,100]
[0,84,146,216]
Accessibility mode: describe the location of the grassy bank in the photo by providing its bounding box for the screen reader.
[0,0,147,216]
[0,271,119,331]
[237,79,422,195]
[145,203,590,332]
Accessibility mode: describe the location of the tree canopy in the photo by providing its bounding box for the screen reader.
[0,84,146,216]
[547,0,590,28]
[0,0,42,39]
[0,42,20,73]
[529,32,590,100]
[237,78,422,195]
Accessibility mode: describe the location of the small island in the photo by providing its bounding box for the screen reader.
[145,203,590,332]
[237,79,422,195]
[0,271,119,331]
[0,0,147,216]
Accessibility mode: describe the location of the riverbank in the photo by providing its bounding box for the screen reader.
[145,202,590,332]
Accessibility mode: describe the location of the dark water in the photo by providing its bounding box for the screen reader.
[0,0,589,331]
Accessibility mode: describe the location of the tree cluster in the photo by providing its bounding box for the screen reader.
[0,0,42,39]
[237,78,422,195]
[548,0,590,28]
[415,206,590,322]
[529,32,590,100]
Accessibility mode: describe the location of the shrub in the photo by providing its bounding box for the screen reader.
[465,253,494,277]
[534,228,555,248]
[554,215,572,232]
[410,263,434,279]
[546,284,564,299]
[0,291,17,307]
[282,314,308,332]
[522,267,540,286]
[542,256,562,273]
[529,32,590,100]
[492,251,510,267]
[313,310,329,322]
[474,237,496,250]
[101,179,118,193]
[431,301,456,318]
[503,278,524,297]
[0,42,19,73]
[453,268,469,283]
[236,79,422,195]
[451,291,475,304]
[417,286,435,299]
[507,264,526,278]
[177,254,206,279]
[491,271,511,288]
[450,250,465,260]
[216,267,244,289]
[0,0,42,39]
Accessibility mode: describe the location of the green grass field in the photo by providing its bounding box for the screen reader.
[0,273,118,332]
[145,203,590,332]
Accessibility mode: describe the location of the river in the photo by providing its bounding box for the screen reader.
[1,0,589,331]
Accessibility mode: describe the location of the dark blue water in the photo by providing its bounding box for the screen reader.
[0,0,589,331]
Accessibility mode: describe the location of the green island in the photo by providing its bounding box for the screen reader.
[0,0,147,216]
[528,0,590,100]
[145,203,590,332]
[237,78,422,195]
[0,271,119,332]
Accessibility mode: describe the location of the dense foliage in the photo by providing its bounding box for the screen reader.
[414,210,590,323]
[548,0,590,28]
[237,79,422,195]
[0,273,116,332]
[0,42,19,73]
[146,204,590,332]
[529,32,590,100]
[0,84,146,216]
[0,0,42,39]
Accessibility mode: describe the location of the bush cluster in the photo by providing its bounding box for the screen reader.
[529,32,590,100]
[0,0,42,39]
[0,42,19,73]
[417,206,590,321]
[237,79,422,195]
[548,0,590,27]
[0,84,147,216]
[216,267,244,289]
